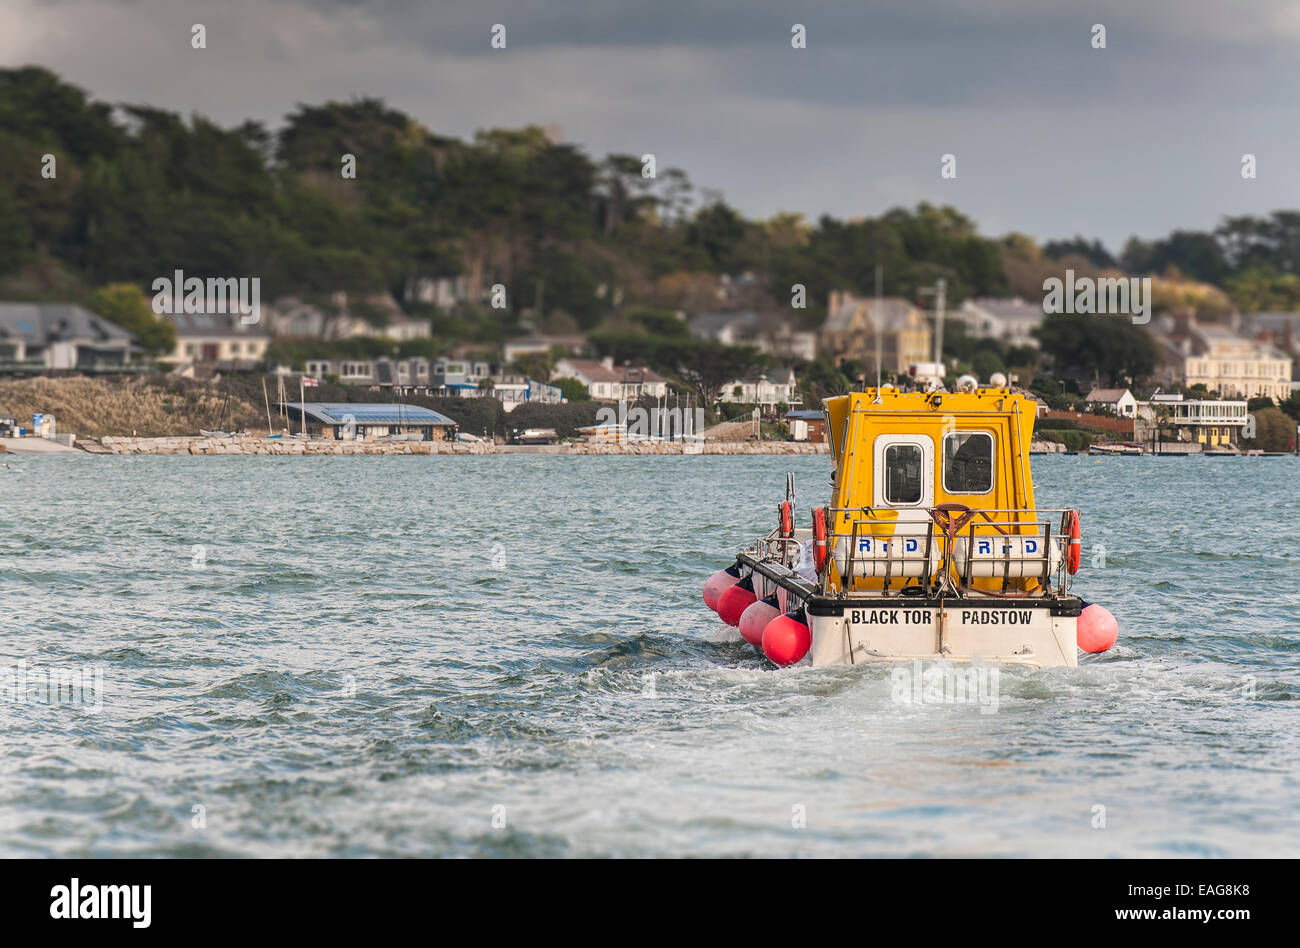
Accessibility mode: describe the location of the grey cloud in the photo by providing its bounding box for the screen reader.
[7,0,1300,249]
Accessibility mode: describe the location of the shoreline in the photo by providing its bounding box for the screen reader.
[79,435,832,456]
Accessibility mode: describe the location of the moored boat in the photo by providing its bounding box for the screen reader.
[1088,441,1143,456]
[703,376,1119,668]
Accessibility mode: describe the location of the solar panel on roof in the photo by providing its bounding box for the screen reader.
[279,403,456,425]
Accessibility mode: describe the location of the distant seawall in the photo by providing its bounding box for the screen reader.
[88,436,831,456]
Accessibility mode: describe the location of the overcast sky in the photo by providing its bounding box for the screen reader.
[6,0,1300,250]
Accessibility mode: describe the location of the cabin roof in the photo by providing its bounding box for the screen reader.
[275,402,457,426]
[1084,387,1131,403]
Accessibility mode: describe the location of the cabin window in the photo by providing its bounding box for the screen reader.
[943,432,994,493]
[883,444,923,504]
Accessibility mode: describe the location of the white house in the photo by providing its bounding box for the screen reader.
[169,311,271,368]
[719,368,801,412]
[0,303,136,369]
[552,357,668,401]
[1084,387,1138,418]
[955,298,1045,350]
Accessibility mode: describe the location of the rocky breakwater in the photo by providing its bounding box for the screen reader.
[87,436,829,456]
[94,435,492,455]
[567,441,830,455]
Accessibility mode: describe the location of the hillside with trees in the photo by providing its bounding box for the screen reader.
[2,66,1297,409]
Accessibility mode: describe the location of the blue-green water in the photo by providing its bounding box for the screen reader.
[0,453,1296,857]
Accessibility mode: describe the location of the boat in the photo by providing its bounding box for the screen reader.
[199,429,247,438]
[1088,442,1143,456]
[702,375,1119,668]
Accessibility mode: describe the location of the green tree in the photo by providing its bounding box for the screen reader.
[676,341,768,404]
[552,377,589,401]
[1242,407,1294,452]
[510,352,553,381]
[86,282,176,355]
[1279,390,1300,423]
[686,200,747,272]
[1043,236,1115,268]
[626,307,689,337]
[1035,314,1155,386]
[971,349,1007,380]
[799,357,852,403]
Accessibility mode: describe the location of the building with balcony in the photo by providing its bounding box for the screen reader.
[1136,392,1251,451]
[718,368,801,413]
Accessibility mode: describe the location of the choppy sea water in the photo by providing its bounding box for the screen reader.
[0,453,1296,857]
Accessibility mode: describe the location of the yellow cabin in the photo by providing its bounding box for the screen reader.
[822,386,1052,596]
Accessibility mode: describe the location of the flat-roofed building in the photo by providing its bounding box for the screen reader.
[786,409,827,443]
[305,357,433,391]
[1136,392,1251,450]
[275,402,457,440]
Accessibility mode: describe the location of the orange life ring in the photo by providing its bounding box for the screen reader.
[1066,510,1081,574]
[779,501,794,538]
[812,507,828,572]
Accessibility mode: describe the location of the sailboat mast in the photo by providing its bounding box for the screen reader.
[262,377,273,435]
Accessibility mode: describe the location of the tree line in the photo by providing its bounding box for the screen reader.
[2,66,1298,404]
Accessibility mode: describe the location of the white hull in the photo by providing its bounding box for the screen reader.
[745,560,1081,669]
[806,604,1078,668]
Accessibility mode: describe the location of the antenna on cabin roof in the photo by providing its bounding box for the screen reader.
[917,277,947,367]
[873,264,883,404]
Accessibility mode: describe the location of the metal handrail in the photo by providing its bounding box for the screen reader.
[824,506,1076,596]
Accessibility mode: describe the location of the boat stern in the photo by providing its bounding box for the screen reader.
[806,597,1081,668]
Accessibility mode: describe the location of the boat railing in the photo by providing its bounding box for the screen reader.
[744,530,803,567]
[824,506,1075,597]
